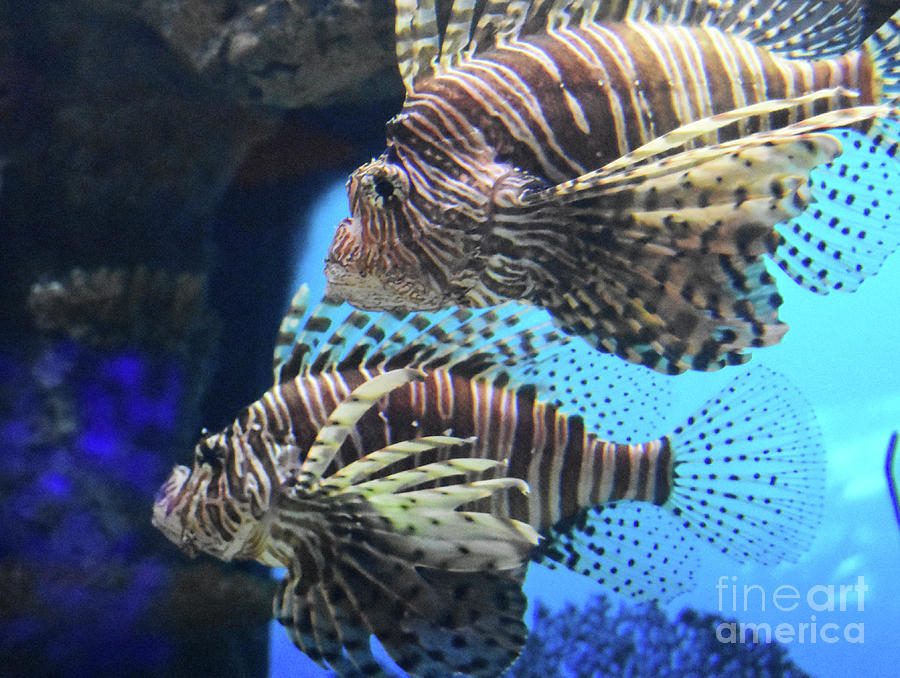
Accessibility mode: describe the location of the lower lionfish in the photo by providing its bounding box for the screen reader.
[153,287,825,678]
[325,0,900,374]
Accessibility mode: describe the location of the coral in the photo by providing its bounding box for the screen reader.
[28,266,219,355]
[504,593,811,678]
[0,335,271,678]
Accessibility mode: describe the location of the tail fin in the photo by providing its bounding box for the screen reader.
[534,366,823,602]
[665,367,825,565]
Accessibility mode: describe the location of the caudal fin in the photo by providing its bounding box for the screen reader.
[666,367,825,564]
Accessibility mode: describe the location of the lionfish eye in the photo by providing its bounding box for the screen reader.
[195,439,222,467]
[359,162,409,209]
[374,177,395,200]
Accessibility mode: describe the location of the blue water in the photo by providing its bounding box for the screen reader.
[270,178,900,677]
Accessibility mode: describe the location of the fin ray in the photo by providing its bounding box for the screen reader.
[279,287,672,436]
[536,502,702,602]
[666,366,825,564]
[274,422,535,677]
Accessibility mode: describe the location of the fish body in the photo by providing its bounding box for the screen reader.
[325,0,900,373]
[154,286,825,677]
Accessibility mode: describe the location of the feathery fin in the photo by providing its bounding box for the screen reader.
[511,106,899,373]
[298,369,423,482]
[276,286,671,439]
[273,420,536,677]
[666,366,825,564]
[536,502,702,602]
[773,122,900,293]
[534,366,824,601]
[395,0,865,95]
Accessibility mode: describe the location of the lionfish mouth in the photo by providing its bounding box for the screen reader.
[324,217,457,312]
[151,465,191,543]
[323,263,449,313]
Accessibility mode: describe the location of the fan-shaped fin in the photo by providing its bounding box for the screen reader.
[666,366,825,564]
[273,427,536,677]
[509,108,897,373]
[774,121,900,293]
[536,502,702,602]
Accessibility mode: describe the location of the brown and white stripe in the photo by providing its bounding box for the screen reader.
[401,20,868,185]
[225,367,676,535]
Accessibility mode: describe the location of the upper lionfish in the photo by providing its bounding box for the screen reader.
[154,287,824,678]
[324,0,900,374]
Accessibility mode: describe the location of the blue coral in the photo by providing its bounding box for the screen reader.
[503,594,811,678]
[0,341,181,677]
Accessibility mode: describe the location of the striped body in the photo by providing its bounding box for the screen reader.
[326,0,900,374]
[403,22,868,184]
[153,286,828,677]
[228,368,672,538]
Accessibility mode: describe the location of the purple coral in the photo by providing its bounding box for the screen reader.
[504,594,811,678]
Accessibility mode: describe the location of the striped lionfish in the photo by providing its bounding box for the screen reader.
[324,0,900,374]
[153,287,824,678]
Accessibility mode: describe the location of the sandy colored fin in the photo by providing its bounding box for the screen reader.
[472,0,532,51]
[683,0,864,58]
[774,121,900,293]
[392,0,864,92]
[513,107,900,372]
[666,366,825,564]
[597,89,857,174]
[299,369,423,482]
[395,0,440,92]
[514,130,848,372]
[536,502,702,602]
[319,435,471,491]
[272,431,536,678]
[526,0,862,55]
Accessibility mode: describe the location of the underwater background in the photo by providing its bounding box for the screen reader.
[271,178,900,678]
[2,1,900,677]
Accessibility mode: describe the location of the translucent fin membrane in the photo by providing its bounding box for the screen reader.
[276,286,670,441]
[667,366,825,565]
[517,343,671,442]
[536,502,701,602]
[774,122,900,294]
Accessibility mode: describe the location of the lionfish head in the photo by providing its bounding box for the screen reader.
[324,152,455,312]
[152,427,270,563]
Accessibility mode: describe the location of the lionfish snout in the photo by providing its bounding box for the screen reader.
[151,465,192,547]
[327,217,363,263]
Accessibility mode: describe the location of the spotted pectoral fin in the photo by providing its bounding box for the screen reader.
[274,467,535,677]
[536,502,703,602]
[275,561,529,678]
[273,435,537,676]
[506,125,859,372]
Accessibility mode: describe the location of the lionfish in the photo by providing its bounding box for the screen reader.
[324,0,900,374]
[153,287,824,678]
